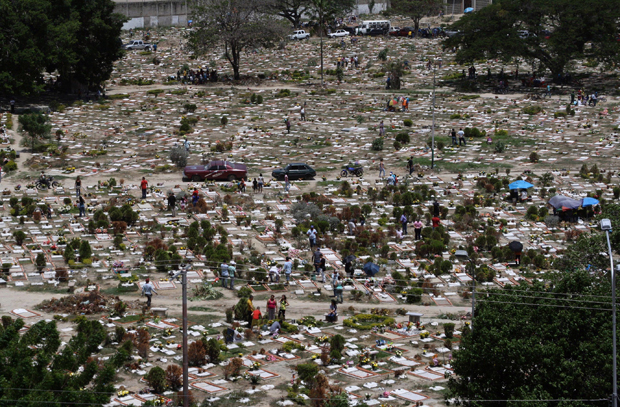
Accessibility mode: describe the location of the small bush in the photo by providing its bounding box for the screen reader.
[393,140,402,150]
[371,137,384,151]
[378,48,389,61]
[403,119,413,127]
[522,105,543,115]
[529,152,539,162]
[395,132,410,144]
[146,367,167,393]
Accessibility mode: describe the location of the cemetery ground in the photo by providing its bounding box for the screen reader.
[1,16,620,407]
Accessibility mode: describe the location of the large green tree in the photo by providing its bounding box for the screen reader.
[0,317,130,405]
[0,0,51,96]
[442,0,620,78]
[449,270,615,407]
[188,0,288,80]
[0,0,124,96]
[390,0,443,32]
[268,0,312,28]
[47,0,126,92]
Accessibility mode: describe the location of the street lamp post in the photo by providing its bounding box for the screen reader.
[455,250,475,330]
[171,264,189,407]
[602,219,617,407]
[431,61,436,169]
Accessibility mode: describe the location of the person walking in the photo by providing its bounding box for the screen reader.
[319,255,327,283]
[257,174,264,192]
[278,295,289,321]
[300,105,306,121]
[246,295,255,327]
[406,156,413,175]
[432,215,441,229]
[400,213,408,235]
[10,99,15,114]
[285,118,291,134]
[192,188,200,207]
[75,176,82,198]
[284,174,290,193]
[167,192,177,217]
[252,306,262,330]
[220,261,229,288]
[228,261,236,290]
[283,257,292,284]
[140,177,148,199]
[457,128,466,146]
[433,200,440,217]
[307,225,317,249]
[348,219,356,235]
[414,219,423,240]
[570,91,575,104]
[379,159,385,178]
[267,295,277,320]
[450,128,457,146]
[141,278,158,307]
[78,196,86,217]
[312,247,322,275]
[379,120,385,136]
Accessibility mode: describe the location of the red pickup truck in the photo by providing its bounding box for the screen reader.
[183,161,247,181]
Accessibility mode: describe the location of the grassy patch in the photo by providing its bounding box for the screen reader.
[316,180,344,187]
[117,314,143,323]
[188,306,217,312]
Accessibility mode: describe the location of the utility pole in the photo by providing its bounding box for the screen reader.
[172,264,189,407]
[602,219,617,407]
[431,61,436,169]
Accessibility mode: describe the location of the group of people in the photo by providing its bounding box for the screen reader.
[176,67,218,84]
[246,294,290,329]
[570,90,598,107]
[449,128,467,146]
[385,95,409,111]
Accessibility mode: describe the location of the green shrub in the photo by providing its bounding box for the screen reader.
[395,132,410,144]
[444,322,455,338]
[530,152,539,162]
[463,127,486,138]
[183,103,197,113]
[371,137,384,151]
[393,140,402,150]
[522,105,543,115]
[237,286,252,298]
[494,141,505,153]
[256,95,263,104]
[145,367,166,393]
[343,314,396,330]
[3,161,17,172]
[276,89,291,98]
[403,119,413,127]
[377,48,389,61]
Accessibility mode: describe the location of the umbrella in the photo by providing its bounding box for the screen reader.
[464,7,474,13]
[509,180,534,190]
[581,197,599,207]
[344,255,356,264]
[363,262,380,277]
[508,241,523,253]
[548,195,580,210]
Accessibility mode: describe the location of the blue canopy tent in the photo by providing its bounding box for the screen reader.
[581,197,599,207]
[509,180,534,190]
[363,262,380,277]
[548,195,580,210]
[464,7,474,13]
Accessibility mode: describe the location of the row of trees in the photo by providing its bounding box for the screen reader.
[187,0,444,81]
[1,0,125,96]
[443,0,620,79]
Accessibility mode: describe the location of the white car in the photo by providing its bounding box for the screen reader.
[328,29,350,38]
[289,30,310,40]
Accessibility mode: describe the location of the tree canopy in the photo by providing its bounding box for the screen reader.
[18,112,52,152]
[449,270,615,407]
[0,0,125,96]
[268,0,312,28]
[442,0,620,77]
[390,0,443,32]
[188,0,288,80]
[0,316,130,406]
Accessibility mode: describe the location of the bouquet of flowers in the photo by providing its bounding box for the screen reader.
[370,362,378,371]
[250,361,261,371]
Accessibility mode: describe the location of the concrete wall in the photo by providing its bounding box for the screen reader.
[114,0,391,28]
[114,0,188,29]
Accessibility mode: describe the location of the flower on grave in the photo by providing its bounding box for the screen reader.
[394,350,403,357]
[433,357,439,366]
[370,362,378,371]
[238,353,243,357]
[311,355,318,360]
[251,361,261,370]
[117,389,129,397]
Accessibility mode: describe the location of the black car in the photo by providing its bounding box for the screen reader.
[272,163,316,180]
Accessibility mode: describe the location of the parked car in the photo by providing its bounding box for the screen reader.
[327,29,350,38]
[122,40,152,50]
[392,27,414,37]
[368,27,389,36]
[271,163,316,180]
[388,27,400,36]
[183,161,247,181]
[289,30,310,40]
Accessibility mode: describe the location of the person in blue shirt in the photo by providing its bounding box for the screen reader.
[141,278,158,307]
[283,257,292,284]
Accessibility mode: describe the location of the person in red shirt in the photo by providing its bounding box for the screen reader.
[140,177,148,199]
[252,307,262,329]
[192,188,200,207]
[432,216,441,229]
